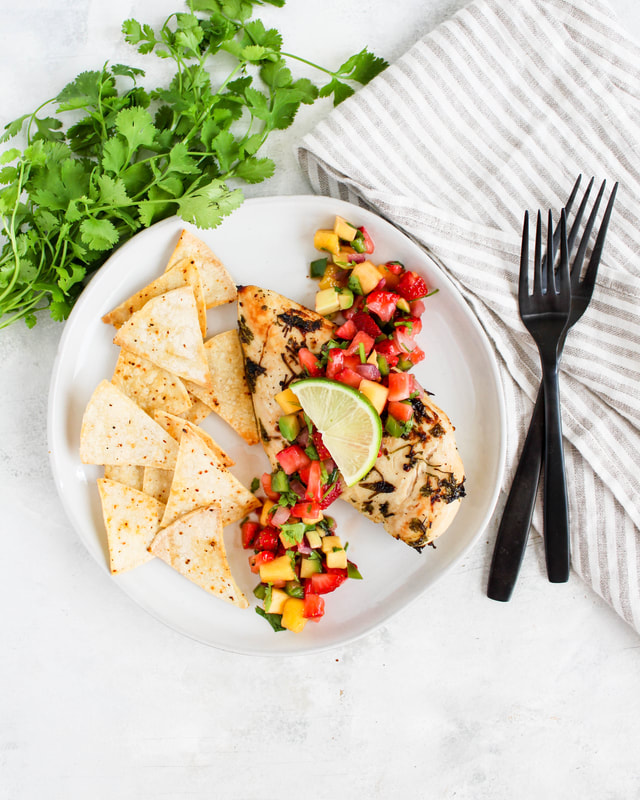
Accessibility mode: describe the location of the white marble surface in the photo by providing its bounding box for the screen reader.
[1,1,640,798]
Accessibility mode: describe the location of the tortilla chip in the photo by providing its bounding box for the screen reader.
[153,409,234,468]
[142,467,174,505]
[102,260,207,337]
[111,350,191,416]
[103,464,145,491]
[149,504,248,608]
[97,478,165,574]
[161,427,260,528]
[80,380,178,468]
[180,395,211,424]
[113,286,211,387]
[185,330,259,445]
[166,229,236,308]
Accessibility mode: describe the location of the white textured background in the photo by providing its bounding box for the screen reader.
[1,1,640,798]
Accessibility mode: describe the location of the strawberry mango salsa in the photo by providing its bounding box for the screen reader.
[243,216,436,633]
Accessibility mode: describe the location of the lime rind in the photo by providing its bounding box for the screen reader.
[291,378,382,487]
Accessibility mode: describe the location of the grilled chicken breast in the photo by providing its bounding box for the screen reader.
[237,285,465,550]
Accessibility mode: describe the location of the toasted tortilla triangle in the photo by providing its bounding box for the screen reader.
[103,464,145,491]
[184,330,259,445]
[153,408,234,468]
[161,427,260,528]
[149,504,248,608]
[80,380,178,469]
[180,394,211,424]
[142,467,174,505]
[97,478,165,574]
[166,229,236,308]
[236,285,465,549]
[102,259,207,337]
[113,286,211,387]
[111,349,191,416]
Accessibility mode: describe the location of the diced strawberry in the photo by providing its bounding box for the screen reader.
[241,520,261,549]
[352,311,382,338]
[319,480,342,509]
[249,551,274,574]
[298,347,322,376]
[312,430,332,460]
[276,445,311,476]
[345,330,375,358]
[291,500,322,521]
[342,294,364,319]
[410,299,426,317]
[395,315,422,336]
[307,571,347,595]
[254,527,279,552]
[408,346,426,365]
[326,348,345,380]
[335,319,357,340]
[387,372,415,401]
[387,400,414,422]
[375,338,402,358]
[261,472,279,501]
[366,290,400,322]
[303,593,325,619]
[397,270,429,300]
[335,368,362,389]
[305,460,323,503]
[385,261,404,275]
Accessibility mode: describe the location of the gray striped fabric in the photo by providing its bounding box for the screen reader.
[297,0,640,631]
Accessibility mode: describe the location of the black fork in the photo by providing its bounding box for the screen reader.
[488,178,618,598]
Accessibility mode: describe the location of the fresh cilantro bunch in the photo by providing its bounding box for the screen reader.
[0,0,387,329]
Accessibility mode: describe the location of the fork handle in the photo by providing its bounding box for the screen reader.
[542,363,570,582]
[487,387,544,601]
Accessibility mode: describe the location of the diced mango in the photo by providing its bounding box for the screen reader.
[267,587,289,615]
[259,555,296,583]
[302,508,324,525]
[315,288,341,316]
[314,229,340,255]
[358,379,389,415]
[300,556,322,579]
[351,261,383,294]
[260,500,275,527]
[326,548,348,569]
[377,263,401,289]
[281,597,308,633]
[334,216,358,242]
[321,535,343,553]
[319,263,345,289]
[275,388,301,415]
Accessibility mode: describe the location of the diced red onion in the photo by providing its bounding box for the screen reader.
[296,427,310,447]
[270,506,291,528]
[297,541,313,555]
[290,479,306,497]
[355,364,381,381]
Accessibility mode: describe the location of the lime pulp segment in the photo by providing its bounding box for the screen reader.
[291,378,382,487]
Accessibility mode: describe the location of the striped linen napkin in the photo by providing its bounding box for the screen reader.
[297,0,640,632]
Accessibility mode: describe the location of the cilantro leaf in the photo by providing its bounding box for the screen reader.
[114,107,157,152]
[176,181,244,229]
[335,48,389,84]
[80,218,120,251]
[234,156,274,184]
[255,606,285,632]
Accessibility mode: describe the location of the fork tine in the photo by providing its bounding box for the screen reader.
[556,209,570,296]
[518,210,529,307]
[533,210,543,296]
[570,179,606,288]
[546,209,555,295]
[567,176,594,256]
[580,181,618,295]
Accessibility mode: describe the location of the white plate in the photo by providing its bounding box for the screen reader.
[48,195,506,656]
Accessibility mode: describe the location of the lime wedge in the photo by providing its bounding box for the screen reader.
[292,378,382,487]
